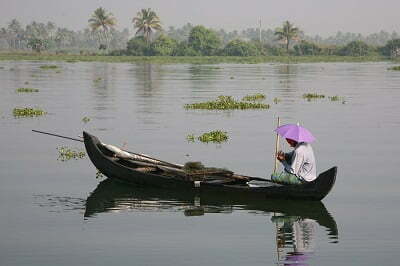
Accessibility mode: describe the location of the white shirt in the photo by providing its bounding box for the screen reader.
[282,142,317,182]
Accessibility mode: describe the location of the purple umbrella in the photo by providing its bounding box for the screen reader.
[275,124,315,143]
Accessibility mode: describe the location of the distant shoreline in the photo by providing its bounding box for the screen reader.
[0,53,396,64]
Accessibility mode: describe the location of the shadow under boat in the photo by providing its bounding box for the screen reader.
[85,179,338,239]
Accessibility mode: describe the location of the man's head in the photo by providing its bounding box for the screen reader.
[286,138,298,147]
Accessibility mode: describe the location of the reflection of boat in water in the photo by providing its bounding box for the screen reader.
[85,179,338,241]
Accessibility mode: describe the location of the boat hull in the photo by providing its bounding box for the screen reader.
[83,131,337,201]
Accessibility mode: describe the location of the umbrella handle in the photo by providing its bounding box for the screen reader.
[273,117,280,173]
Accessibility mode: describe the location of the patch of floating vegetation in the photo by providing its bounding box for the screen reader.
[388,66,400,71]
[273,97,281,104]
[82,116,90,123]
[198,130,229,143]
[13,107,46,117]
[16,88,39,93]
[56,146,86,161]
[230,76,235,79]
[328,95,347,104]
[303,93,325,101]
[185,95,270,110]
[186,134,195,142]
[96,170,104,179]
[94,77,102,82]
[40,65,58,69]
[66,60,77,63]
[242,93,266,101]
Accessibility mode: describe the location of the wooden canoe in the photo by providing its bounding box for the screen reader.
[83,131,337,201]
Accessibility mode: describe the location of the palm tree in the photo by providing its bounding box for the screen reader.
[274,21,300,54]
[132,8,162,44]
[88,7,117,49]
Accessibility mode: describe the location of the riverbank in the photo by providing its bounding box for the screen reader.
[0,52,394,64]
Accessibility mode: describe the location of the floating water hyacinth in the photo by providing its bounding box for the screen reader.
[242,93,266,101]
[273,97,281,104]
[40,65,58,69]
[303,93,325,101]
[82,116,91,123]
[57,146,86,161]
[186,134,195,142]
[13,107,46,117]
[198,130,229,143]
[185,95,269,110]
[16,88,39,93]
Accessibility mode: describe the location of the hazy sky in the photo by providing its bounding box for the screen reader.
[0,0,399,36]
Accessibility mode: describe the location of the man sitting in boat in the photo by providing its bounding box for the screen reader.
[272,138,316,185]
[271,123,317,185]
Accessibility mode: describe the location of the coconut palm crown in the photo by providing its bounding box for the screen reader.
[132,8,162,44]
[274,21,301,53]
[88,7,117,48]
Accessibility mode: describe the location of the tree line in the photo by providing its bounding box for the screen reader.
[1,7,400,57]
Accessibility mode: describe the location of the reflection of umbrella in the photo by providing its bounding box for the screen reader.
[275,124,315,143]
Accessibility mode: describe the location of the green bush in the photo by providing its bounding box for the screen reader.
[379,39,400,57]
[294,41,322,56]
[222,39,260,56]
[338,40,373,56]
[149,35,178,56]
[188,25,222,56]
[126,36,149,56]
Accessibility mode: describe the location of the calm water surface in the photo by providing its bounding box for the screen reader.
[0,61,399,266]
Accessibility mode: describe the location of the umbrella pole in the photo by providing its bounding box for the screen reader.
[273,117,280,173]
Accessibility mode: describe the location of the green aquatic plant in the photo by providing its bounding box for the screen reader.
[186,134,195,142]
[303,93,325,101]
[198,130,228,143]
[57,146,86,161]
[230,76,235,79]
[96,170,104,179]
[328,95,341,101]
[242,93,266,101]
[388,66,400,71]
[82,116,91,123]
[273,97,281,104]
[16,88,39,93]
[13,107,46,117]
[94,77,102,82]
[40,65,58,69]
[185,95,270,110]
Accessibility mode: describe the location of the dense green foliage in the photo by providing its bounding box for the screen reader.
[294,40,322,56]
[185,95,270,110]
[388,66,400,70]
[380,39,400,57]
[338,40,373,56]
[16,88,39,93]
[149,35,177,56]
[13,107,46,117]
[27,38,49,53]
[242,93,266,101]
[197,130,229,143]
[125,36,148,55]
[188,26,221,56]
[56,146,86,161]
[222,39,260,56]
[303,93,325,100]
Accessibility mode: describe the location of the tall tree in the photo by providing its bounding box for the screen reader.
[274,21,300,54]
[88,7,117,49]
[132,8,162,44]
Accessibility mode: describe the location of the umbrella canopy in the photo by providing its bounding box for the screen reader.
[275,124,315,143]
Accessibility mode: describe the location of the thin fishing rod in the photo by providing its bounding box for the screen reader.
[32,129,183,168]
[32,130,83,142]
